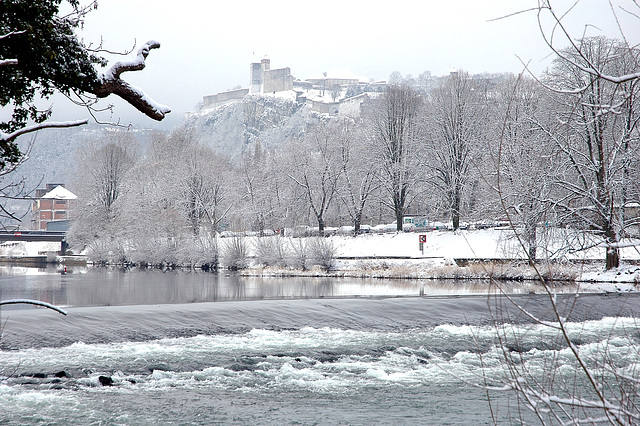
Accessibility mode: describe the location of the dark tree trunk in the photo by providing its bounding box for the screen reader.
[526,223,537,266]
[354,216,361,236]
[605,224,620,270]
[606,247,620,270]
[452,191,461,231]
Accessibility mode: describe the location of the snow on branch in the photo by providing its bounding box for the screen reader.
[536,2,640,86]
[0,299,68,316]
[0,119,88,144]
[0,30,26,41]
[0,31,24,67]
[0,59,18,67]
[93,40,170,121]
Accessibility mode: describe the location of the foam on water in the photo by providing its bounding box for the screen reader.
[3,318,639,388]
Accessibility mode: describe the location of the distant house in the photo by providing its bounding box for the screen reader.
[31,184,77,231]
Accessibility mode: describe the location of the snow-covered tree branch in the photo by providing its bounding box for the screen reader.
[0,119,88,145]
[0,59,17,67]
[0,0,170,174]
[92,40,170,121]
[536,0,640,87]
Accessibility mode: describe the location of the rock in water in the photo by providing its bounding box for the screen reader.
[98,375,113,386]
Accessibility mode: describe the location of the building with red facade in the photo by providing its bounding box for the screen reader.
[31,184,77,231]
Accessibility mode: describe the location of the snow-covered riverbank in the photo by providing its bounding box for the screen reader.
[243,229,640,290]
[7,228,640,288]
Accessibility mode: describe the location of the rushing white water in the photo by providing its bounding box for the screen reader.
[1,316,639,424]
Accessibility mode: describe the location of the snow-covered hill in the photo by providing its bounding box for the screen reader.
[182,93,322,159]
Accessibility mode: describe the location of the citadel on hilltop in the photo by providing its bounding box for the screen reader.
[201,58,388,117]
[199,59,513,118]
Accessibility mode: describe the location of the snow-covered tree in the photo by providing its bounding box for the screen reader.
[334,117,378,234]
[490,75,555,263]
[0,0,169,171]
[241,142,288,234]
[286,122,343,234]
[424,70,485,231]
[115,133,184,265]
[69,130,139,256]
[368,84,423,232]
[483,3,640,423]
[149,129,238,235]
[544,36,640,269]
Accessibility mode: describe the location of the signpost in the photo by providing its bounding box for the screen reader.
[418,234,426,254]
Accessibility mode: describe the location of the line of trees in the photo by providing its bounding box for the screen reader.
[68,36,639,269]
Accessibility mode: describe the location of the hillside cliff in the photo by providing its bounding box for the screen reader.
[182,94,320,158]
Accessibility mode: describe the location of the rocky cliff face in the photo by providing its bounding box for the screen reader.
[183,94,321,159]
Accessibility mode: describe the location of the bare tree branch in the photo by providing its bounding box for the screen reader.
[0,299,67,316]
[0,119,88,144]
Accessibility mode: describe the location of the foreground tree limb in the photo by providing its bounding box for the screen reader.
[0,59,17,67]
[0,299,67,316]
[92,40,171,121]
[1,1,171,178]
[0,119,88,145]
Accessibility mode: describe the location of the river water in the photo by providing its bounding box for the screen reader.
[0,266,639,424]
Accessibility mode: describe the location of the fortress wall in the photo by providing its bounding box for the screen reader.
[310,100,340,115]
[263,67,293,93]
[202,88,249,108]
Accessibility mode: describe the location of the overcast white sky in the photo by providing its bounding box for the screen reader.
[54,0,640,128]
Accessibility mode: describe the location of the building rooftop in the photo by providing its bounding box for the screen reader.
[41,185,77,200]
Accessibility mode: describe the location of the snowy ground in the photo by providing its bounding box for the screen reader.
[0,240,61,257]
[325,229,640,262]
[246,229,640,289]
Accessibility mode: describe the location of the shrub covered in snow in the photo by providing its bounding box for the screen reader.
[253,236,287,267]
[287,238,308,270]
[221,236,248,270]
[307,237,338,271]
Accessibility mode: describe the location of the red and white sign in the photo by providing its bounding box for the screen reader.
[418,234,427,243]
[13,231,22,237]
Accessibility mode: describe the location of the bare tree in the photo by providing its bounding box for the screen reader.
[481,2,640,423]
[543,36,640,269]
[335,117,378,234]
[491,75,556,263]
[115,135,184,265]
[179,145,235,234]
[148,129,237,234]
[72,132,138,220]
[241,141,288,234]
[330,85,342,102]
[286,122,343,234]
[68,130,139,256]
[369,84,422,232]
[425,71,484,230]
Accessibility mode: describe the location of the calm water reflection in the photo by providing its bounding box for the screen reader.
[0,265,581,308]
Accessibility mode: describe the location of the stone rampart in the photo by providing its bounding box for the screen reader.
[203,88,249,108]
